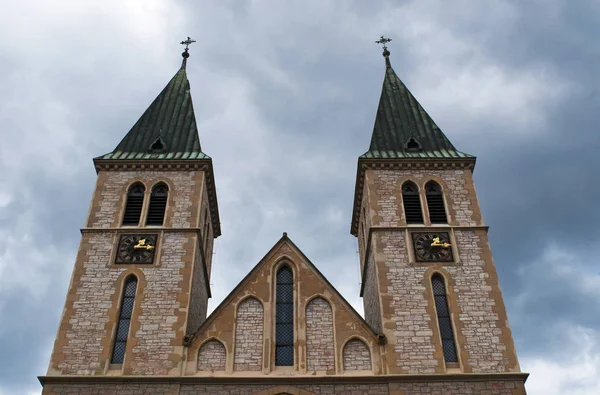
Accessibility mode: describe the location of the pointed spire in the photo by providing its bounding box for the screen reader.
[98,38,207,161]
[362,38,472,159]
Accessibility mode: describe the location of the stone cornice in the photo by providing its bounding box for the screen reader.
[93,158,222,238]
[39,372,528,385]
[80,227,203,234]
[350,157,476,236]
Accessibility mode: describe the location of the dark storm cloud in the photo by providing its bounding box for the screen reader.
[0,1,598,394]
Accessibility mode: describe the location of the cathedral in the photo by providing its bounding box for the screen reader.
[39,40,529,394]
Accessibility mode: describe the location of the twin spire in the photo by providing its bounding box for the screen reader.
[98,36,470,162]
[365,36,472,159]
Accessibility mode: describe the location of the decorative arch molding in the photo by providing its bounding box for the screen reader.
[341,336,372,372]
[197,338,227,372]
[233,296,264,372]
[305,296,335,371]
[422,267,468,372]
[250,386,317,395]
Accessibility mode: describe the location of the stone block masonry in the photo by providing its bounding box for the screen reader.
[198,340,226,371]
[342,339,371,371]
[306,297,335,372]
[234,297,264,371]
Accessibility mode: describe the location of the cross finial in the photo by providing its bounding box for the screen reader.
[375,35,392,66]
[179,36,196,68]
[376,35,392,51]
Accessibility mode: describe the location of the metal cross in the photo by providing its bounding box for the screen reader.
[375,35,392,50]
[180,37,196,50]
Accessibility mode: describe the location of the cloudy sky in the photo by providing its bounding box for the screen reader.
[0,0,599,394]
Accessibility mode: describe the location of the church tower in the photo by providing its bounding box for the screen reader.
[42,43,220,381]
[350,40,528,391]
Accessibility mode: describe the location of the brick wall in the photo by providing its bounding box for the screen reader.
[54,233,114,375]
[54,231,193,375]
[234,297,264,371]
[342,339,371,371]
[197,340,226,371]
[306,297,335,372]
[129,232,190,375]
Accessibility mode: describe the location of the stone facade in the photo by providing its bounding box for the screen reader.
[198,340,226,371]
[305,297,335,372]
[342,339,371,371]
[46,169,215,377]
[234,298,264,371]
[358,168,520,375]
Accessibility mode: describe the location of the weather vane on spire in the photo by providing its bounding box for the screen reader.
[180,36,196,60]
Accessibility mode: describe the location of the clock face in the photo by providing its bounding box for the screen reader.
[116,235,157,264]
[412,232,453,262]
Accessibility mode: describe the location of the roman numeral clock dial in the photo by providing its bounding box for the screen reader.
[412,232,453,262]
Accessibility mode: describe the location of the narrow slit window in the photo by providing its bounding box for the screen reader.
[402,181,424,224]
[111,276,138,364]
[122,183,145,226]
[275,266,294,366]
[146,183,168,226]
[432,274,458,363]
[426,181,448,224]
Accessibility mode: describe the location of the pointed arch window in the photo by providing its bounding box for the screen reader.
[275,266,294,366]
[146,183,168,226]
[122,183,145,226]
[111,276,138,364]
[402,181,424,224]
[425,181,448,224]
[432,274,458,363]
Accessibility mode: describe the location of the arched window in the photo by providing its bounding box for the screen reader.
[122,183,145,226]
[432,274,458,363]
[146,183,168,226]
[402,181,424,224]
[275,266,294,366]
[425,181,447,224]
[111,276,138,364]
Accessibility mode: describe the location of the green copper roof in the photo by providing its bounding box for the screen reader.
[361,58,473,159]
[98,61,208,160]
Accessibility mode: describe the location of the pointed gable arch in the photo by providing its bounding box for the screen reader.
[197,338,226,372]
[342,337,372,371]
[185,234,380,373]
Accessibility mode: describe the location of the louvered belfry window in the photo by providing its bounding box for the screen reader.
[111,276,137,364]
[432,274,458,363]
[275,266,294,366]
[402,181,424,224]
[122,183,145,225]
[146,183,168,226]
[425,181,448,224]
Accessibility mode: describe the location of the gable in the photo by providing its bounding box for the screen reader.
[185,234,380,376]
